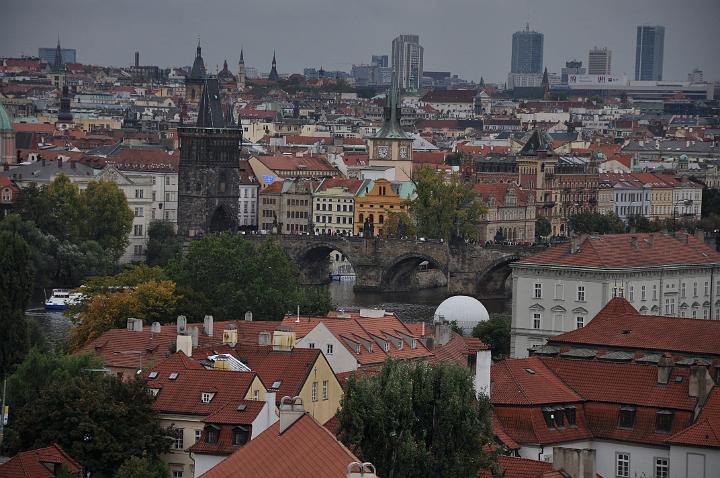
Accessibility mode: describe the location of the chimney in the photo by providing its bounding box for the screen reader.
[176,315,187,334]
[151,322,161,333]
[689,363,712,402]
[189,326,199,347]
[570,234,588,254]
[434,321,451,346]
[133,319,143,332]
[552,447,596,478]
[127,318,136,330]
[244,311,253,321]
[265,391,278,427]
[176,334,192,357]
[279,396,305,433]
[475,349,491,398]
[203,315,214,336]
[347,462,378,478]
[657,354,673,385]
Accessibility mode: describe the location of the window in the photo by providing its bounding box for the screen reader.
[308,343,315,349]
[641,285,646,301]
[618,406,636,429]
[253,390,259,401]
[693,282,698,297]
[326,343,334,355]
[681,282,686,298]
[664,297,675,315]
[705,281,709,296]
[134,207,144,217]
[554,283,564,300]
[322,380,328,400]
[172,471,183,478]
[134,224,143,236]
[616,453,630,478]
[135,189,144,199]
[311,381,318,402]
[654,457,668,478]
[195,429,202,443]
[134,245,143,256]
[542,408,555,428]
[206,426,219,444]
[534,283,542,299]
[576,316,584,329]
[653,284,658,300]
[655,410,673,433]
[532,313,541,329]
[628,286,633,301]
[565,406,576,426]
[174,429,184,449]
[577,286,585,302]
[166,176,171,186]
[201,392,212,404]
[232,426,249,446]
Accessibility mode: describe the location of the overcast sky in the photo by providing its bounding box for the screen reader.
[2,0,718,83]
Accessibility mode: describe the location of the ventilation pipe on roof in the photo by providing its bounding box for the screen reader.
[657,354,673,385]
[176,315,187,334]
[203,315,214,336]
[279,396,305,433]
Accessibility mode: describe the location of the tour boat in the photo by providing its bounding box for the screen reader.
[44,289,83,311]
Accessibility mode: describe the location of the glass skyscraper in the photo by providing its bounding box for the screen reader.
[391,34,423,92]
[511,24,544,74]
[635,25,665,81]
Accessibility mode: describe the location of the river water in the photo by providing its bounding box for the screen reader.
[28,281,511,350]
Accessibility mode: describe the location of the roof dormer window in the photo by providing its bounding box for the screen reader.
[618,405,636,429]
[656,410,673,433]
[201,392,215,404]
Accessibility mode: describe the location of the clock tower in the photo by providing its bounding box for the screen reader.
[368,76,413,181]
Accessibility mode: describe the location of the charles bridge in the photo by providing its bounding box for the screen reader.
[245,234,542,297]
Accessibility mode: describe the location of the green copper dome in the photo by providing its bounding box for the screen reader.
[0,103,12,132]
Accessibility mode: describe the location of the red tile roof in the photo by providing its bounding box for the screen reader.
[315,177,366,195]
[255,155,338,173]
[473,183,530,207]
[517,232,720,269]
[481,455,555,478]
[421,89,477,103]
[491,356,582,406]
[548,298,720,356]
[667,387,720,448]
[0,444,82,478]
[199,414,361,478]
[188,400,267,456]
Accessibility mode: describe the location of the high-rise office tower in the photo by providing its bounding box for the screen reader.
[588,47,612,75]
[371,55,388,68]
[391,34,423,92]
[635,25,665,81]
[511,23,544,74]
[687,68,703,83]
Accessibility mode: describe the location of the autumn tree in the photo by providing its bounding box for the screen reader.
[410,166,485,242]
[384,211,417,237]
[338,359,494,478]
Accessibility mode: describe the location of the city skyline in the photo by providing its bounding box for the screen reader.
[1,0,719,83]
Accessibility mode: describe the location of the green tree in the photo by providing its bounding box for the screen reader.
[13,183,53,230]
[702,188,720,218]
[4,349,172,476]
[384,211,416,237]
[169,233,332,320]
[627,214,658,233]
[535,216,551,239]
[410,166,485,242]
[46,172,84,242]
[472,316,510,359]
[338,359,494,478]
[83,180,133,260]
[569,212,625,235]
[114,455,170,478]
[0,230,35,375]
[146,221,181,267]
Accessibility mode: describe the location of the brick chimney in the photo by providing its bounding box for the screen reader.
[279,396,305,433]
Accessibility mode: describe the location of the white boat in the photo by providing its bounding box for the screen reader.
[44,289,83,311]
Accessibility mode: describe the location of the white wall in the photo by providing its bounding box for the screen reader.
[669,445,720,478]
[296,323,358,374]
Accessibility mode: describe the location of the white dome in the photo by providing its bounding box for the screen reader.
[434,296,490,334]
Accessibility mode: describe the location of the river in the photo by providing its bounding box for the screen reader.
[28,282,511,350]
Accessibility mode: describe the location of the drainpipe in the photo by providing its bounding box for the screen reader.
[537,445,544,461]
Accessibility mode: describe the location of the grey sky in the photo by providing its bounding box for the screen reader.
[2,0,718,83]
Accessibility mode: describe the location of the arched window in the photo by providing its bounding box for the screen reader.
[219,171,227,193]
[358,213,364,223]
[379,214,384,224]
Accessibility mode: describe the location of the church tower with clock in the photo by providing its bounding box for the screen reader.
[368,76,413,181]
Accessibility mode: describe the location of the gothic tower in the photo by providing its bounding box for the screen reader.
[185,40,207,104]
[268,51,279,81]
[177,78,243,239]
[237,48,246,89]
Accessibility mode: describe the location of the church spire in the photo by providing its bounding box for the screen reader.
[239,47,244,64]
[542,67,550,100]
[53,34,64,73]
[196,37,202,58]
[268,50,279,81]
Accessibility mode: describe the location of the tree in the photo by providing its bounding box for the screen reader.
[384,211,416,237]
[46,172,84,242]
[410,166,485,242]
[4,350,171,477]
[338,359,494,478]
[535,216,551,239]
[169,233,332,320]
[569,212,625,235]
[146,221,181,267]
[472,316,510,359]
[0,231,35,375]
[13,182,53,230]
[627,214,658,233]
[67,280,180,351]
[83,180,134,260]
[702,188,720,218]
[114,455,170,478]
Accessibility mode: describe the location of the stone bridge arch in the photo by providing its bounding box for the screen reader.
[292,240,359,285]
[475,254,519,297]
[381,251,449,291]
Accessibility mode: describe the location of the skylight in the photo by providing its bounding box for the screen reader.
[271,380,282,389]
[148,371,158,379]
[237,404,247,411]
[525,368,536,375]
[169,372,178,380]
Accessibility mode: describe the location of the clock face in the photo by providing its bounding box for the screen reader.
[377,145,389,159]
[399,147,408,159]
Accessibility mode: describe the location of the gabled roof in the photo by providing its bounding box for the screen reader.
[548,298,720,356]
[491,356,582,405]
[0,444,82,478]
[519,129,554,156]
[516,233,720,270]
[667,387,720,448]
[200,414,361,478]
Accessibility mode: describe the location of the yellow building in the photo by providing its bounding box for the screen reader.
[354,178,415,237]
